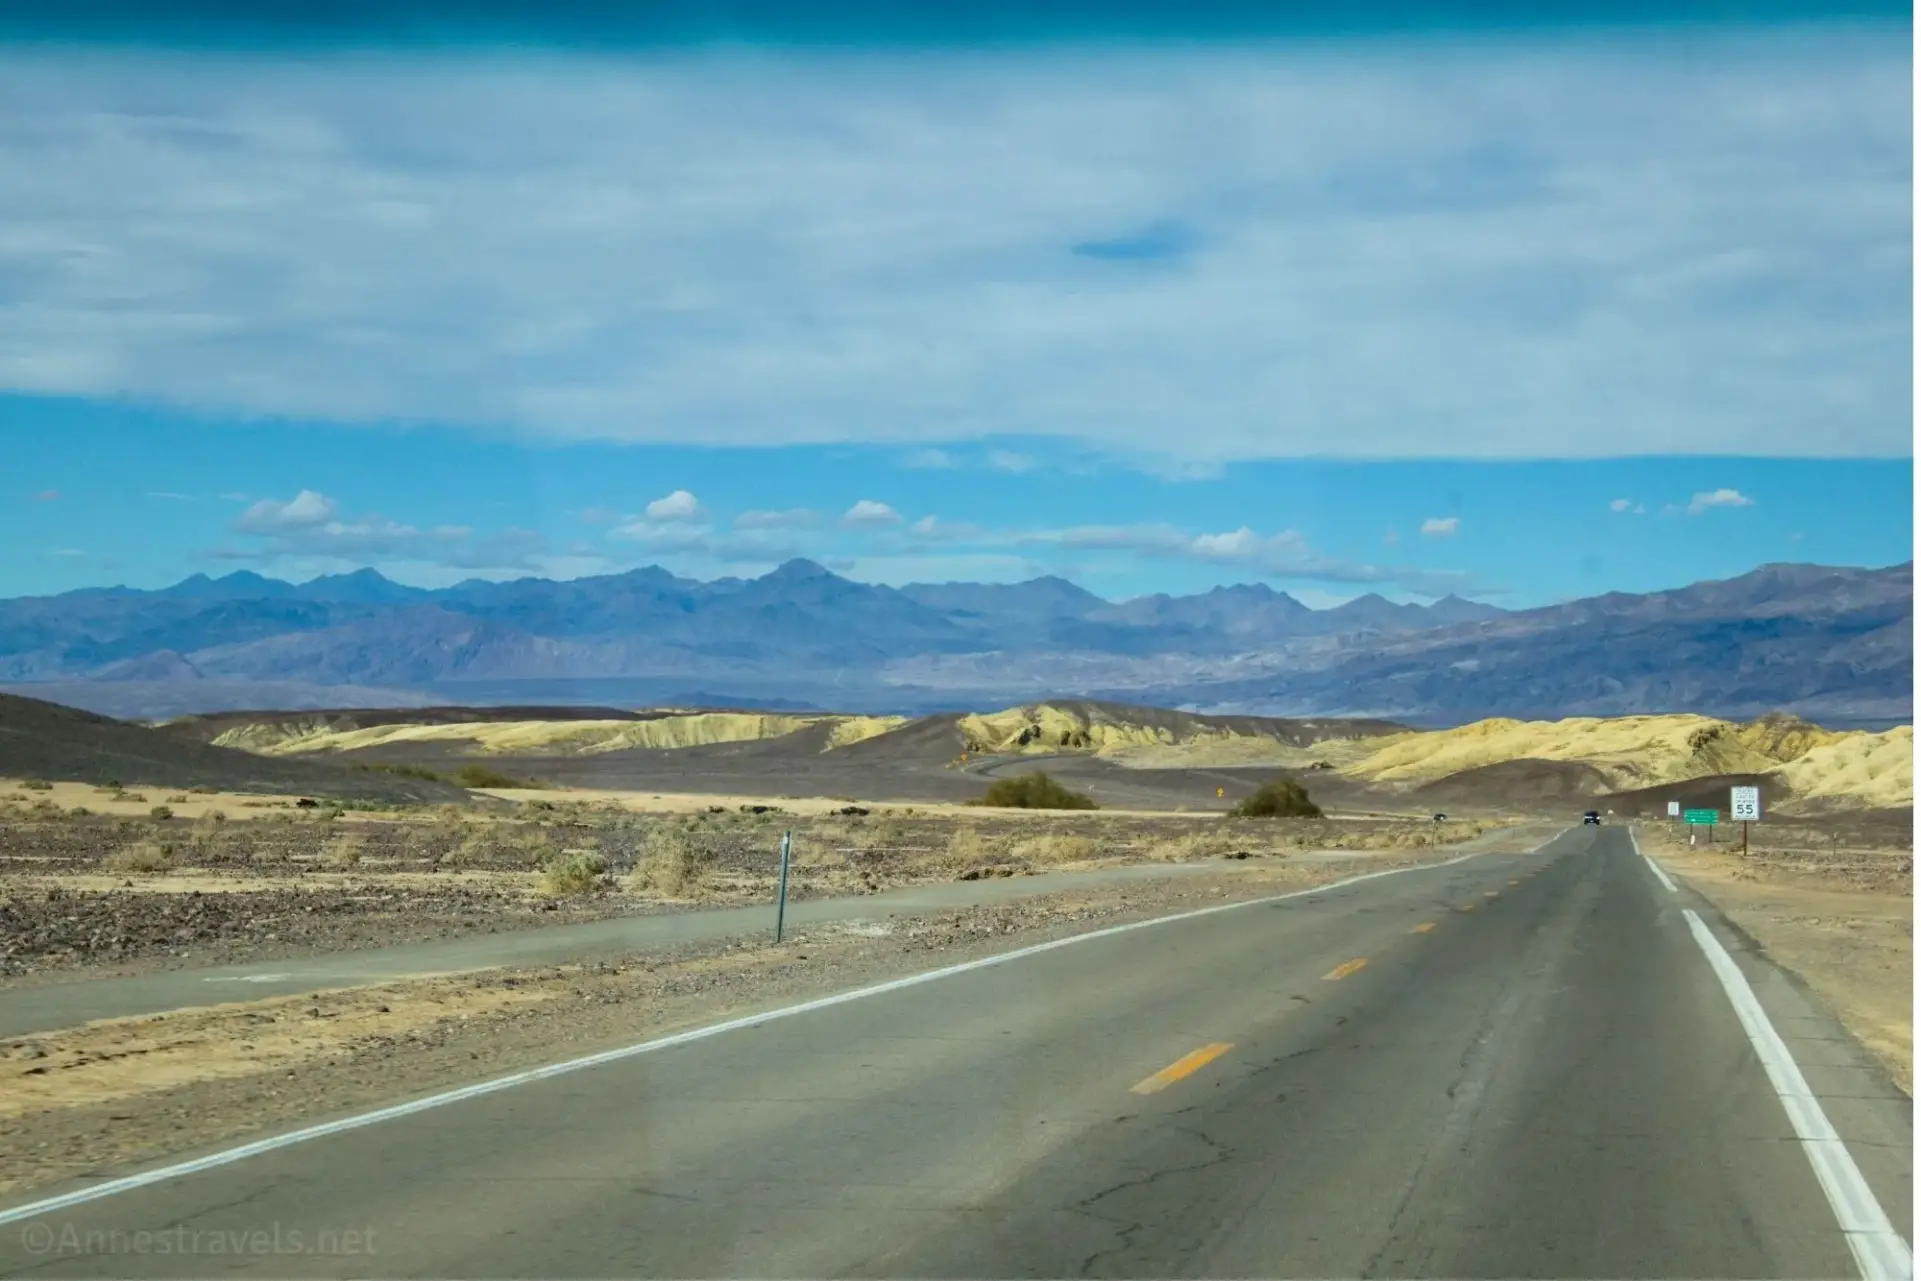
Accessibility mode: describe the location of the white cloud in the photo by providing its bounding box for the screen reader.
[1018,521,1474,594]
[146,491,195,501]
[1382,528,1401,546]
[986,450,1036,474]
[842,499,904,527]
[1420,516,1460,537]
[908,514,984,540]
[233,489,339,533]
[1609,498,1634,512]
[734,508,819,530]
[226,489,548,570]
[0,34,1905,462]
[1687,487,1757,514]
[900,448,955,470]
[32,489,59,502]
[644,489,705,522]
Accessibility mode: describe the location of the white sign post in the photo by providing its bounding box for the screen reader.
[1667,800,1681,818]
[1730,786,1760,854]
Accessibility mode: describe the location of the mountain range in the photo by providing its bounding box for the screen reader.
[0,560,1907,725]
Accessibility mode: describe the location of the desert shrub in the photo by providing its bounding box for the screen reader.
[440,825,496,867]
[105,842,173,874]
[354,762,446,782]
[1229,780,1323,819]
[1010,833,1098,864]
[946,826,1000,865]
[539,850,609,896]
[21,779,52,791]
[150,804,174,821]
[511,826,560,866]
[165,794,188,803]
[209,808,227,822]
[969,772,1098,811]
[626,829,714,897]
[452,763,540,790]
[69,806,92,818]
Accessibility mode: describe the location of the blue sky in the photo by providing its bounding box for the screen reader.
[0,4,1910,606]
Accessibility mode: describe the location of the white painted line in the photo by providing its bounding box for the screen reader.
[1630,828,1676,893]
[1683,909,1912,1281]
[0,835,1560,1227]
[203,974,295,984]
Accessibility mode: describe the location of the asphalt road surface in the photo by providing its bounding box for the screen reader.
[1,826,1910,1279]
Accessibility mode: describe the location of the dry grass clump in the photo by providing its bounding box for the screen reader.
[1152,830,1242,862]
[440,824,496,868]
[625,828,716,898]
[1009,832,1098,865]
[323,834,364,869]
[539,850,610,896]
[104,842,173,875]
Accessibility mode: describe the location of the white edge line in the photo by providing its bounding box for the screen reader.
[1631,828,1677,893]
[1682,909,1913,1281]
[0,836,1553,1227]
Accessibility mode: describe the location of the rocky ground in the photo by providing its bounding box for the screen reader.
[0,802,1509,980]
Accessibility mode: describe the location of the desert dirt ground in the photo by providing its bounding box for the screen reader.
[0,785,1514,981]
[1639,816,1913,1094]
[1,846,1483,1199]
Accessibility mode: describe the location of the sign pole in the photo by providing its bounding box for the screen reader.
[774,830,792,944]
[1742,821,1749,856]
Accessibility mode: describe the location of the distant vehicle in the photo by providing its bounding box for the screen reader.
[1583,810,1601,825]
[1432,812,1447,822]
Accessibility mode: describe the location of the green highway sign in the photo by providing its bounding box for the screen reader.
[1684,809,1719,825]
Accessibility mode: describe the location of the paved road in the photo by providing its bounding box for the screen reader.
[0,826,1909,1278]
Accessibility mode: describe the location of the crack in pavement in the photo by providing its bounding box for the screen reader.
[1069,1122,1237,1278]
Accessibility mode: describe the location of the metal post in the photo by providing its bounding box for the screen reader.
[1742,821,1749,856]
[774,830,793,944]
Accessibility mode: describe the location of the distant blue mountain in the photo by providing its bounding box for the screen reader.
[0,560,1906,723]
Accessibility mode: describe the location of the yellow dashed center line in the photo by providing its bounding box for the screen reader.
[1484,890,1500,898]
[1323,957,1369,981]
[1131,1042,1234,1094]
[1509,879,1520,887]
[1458,902,1478,912]
[1410,921,1436,934]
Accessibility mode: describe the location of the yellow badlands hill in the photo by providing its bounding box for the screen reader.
[214,712,906,757]
[953,703,1384,767]
[1344,718,1897,795]
[1768,726,1914,808]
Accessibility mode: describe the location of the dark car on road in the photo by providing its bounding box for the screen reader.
[1583,810,1602,825]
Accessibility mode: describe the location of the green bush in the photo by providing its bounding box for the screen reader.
[969,772,1098,811]
[449,764,538,789]
[21,779,52,791]
[353,762,445,782]
[150,804,174,821]
[1229,779,1323,819]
